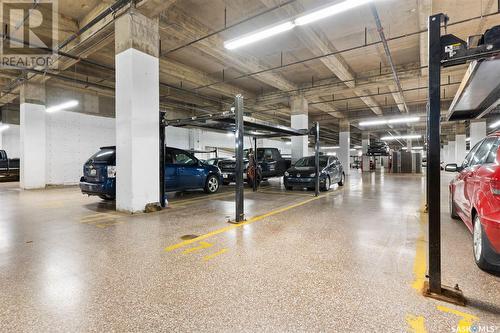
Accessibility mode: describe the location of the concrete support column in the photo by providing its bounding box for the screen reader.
[115,11,160,213]
[407,139,413,152]
[362,133,370,172]
[448,141,456,164]
[455,123,467,165]
[470,120,487,149]
[290,95,308,163]
[338,120,350,176]
[20,83,46,189]
[189,128,202,151]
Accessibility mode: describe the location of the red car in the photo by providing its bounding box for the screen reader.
[447,132,500,271]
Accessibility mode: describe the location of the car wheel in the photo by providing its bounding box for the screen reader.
[285,185,293,191]
[99,195,114,201]
[204,175,220,194]
[449,192,459,219]
[338,173,345,187]
[321,176,331,192]
[473,215,495,271]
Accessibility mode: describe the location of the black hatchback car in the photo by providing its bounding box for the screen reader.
[284,155,345,191]
[367,142,390,156]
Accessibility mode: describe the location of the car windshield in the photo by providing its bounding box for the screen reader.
[295,156,328,168]
[206,159,217,165]
[89,148,115,164]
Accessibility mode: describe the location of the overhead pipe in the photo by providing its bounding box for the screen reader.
[369,4,409,114]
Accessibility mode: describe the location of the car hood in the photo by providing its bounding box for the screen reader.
[287,166,317,174]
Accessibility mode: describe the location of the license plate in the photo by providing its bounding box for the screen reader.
[90,169,97,176]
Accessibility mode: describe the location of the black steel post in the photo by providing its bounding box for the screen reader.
[427,14,445,294]
[253,136,257,192]
[235,95,245,222]
[315,122,320,197]
[159,112,166,208]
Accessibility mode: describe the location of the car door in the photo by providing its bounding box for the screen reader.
[165,149,177,191]
[462,137,497,223]
[329,157,340,182]
[174,150,205,190]
[453,141,481,213]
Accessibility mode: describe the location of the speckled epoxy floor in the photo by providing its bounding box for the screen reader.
[0,171,499,332]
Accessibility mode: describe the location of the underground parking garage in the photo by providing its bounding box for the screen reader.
[1,0,500,331]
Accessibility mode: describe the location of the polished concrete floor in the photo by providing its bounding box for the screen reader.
[0,171,499,332]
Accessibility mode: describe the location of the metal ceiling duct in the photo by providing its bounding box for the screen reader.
[446,57,500,121]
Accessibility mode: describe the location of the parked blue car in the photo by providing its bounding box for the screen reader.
[80,146,222,200]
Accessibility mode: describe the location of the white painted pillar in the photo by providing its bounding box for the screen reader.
[338,120,350,176]
[362,133,370,172]
[443,144,449,164]
[0,126,3,149]
[407,139,413,152]
[448,141,456,164]
[470,120,486,149]
[455,123,467,165]
[290,95,308,163]
[189,128,202,151]
[115,12,160,213]
[20,83,46,189]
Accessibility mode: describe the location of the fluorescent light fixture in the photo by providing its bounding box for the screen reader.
[321,146,340,149]
[227,132,234,137]
[326,152,337,156]
[402,147,408,150]
[224,21,295,50]
[354,145,362,149]
[350,148,357,151]
[46,100,79,113]
[490,120,500,129]
[225,0,375,50]
[413,146,424,150]
[0,123,9,132]
[286,141,292,145]
[381,134,421,141]
[295,0,374,26]
[359,116,420,127]
[465,137,471,142]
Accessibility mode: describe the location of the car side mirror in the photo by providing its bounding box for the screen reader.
[445,163,459,172]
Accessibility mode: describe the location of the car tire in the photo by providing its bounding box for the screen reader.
[99,195,114,201]
[449,192,459,219]
[338,173,345,187]
[222,181,230,186]
[285,185,293,191]
[204,175,220,194]
[473,215,496,271]
[321,176,331,192]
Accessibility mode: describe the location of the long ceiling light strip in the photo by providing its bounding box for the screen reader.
[489,120,500,129]
[224,0,374,50]
[359,117,420,127]
[46,100,79,113]
[0,123,9,132]
[381,134,422,141]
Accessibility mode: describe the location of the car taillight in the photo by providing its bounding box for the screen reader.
[490,180,500,195]
[107,166,116,178]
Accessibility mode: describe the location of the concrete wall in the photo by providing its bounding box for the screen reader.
[46,111,115,185]
[1,125,21,158]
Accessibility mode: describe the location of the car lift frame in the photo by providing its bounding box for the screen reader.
[426,13,500,305]
[159,95,319,223]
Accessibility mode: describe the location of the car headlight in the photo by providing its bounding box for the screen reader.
[284,171,289,177]
[107,166,116,178]
[310,173,316,177]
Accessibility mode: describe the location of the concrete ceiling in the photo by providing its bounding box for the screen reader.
[2,0,500,146]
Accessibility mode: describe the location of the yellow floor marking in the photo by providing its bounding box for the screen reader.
[437,306,479,333]
[164,193,329,252]
[406,314,427,333]
[170,192,235,207]
[182,241,213,254]
[412,203,428,292]
[203,248,228,261]
[257,190,315,197]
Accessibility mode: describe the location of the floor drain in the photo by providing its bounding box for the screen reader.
[180,234,198,240]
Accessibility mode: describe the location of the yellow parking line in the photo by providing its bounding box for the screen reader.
[436,306,479,333]
[411,205,427,292]
[203,248,228,261]
[164,193,329,252]
[257,190,315,197]
[182,241,213,254]
[406,314,427,333]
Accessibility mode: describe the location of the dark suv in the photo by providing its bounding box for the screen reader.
[80,146,222,200]
[367,142,390,156]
